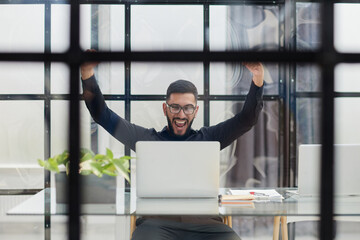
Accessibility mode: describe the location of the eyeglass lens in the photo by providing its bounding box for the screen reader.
[168,104,195,115]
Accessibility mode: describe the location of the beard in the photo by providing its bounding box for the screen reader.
[166,114,195,138]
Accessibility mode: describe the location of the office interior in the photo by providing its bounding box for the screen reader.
[0,0,360,239]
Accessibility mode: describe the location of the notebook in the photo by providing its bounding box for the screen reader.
[135,141,220,198]
[298,144,360,196]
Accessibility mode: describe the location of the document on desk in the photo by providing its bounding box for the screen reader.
[219,194,255,208]
[229,189,284,202]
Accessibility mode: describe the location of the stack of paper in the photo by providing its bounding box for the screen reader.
[219,194,255,208]
[229,189,284,202]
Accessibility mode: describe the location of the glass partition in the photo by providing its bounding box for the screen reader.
[1,1,360,240]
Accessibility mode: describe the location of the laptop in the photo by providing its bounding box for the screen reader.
[298,144,360,196]
[135,141,220,198]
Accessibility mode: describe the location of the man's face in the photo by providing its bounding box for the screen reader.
[162,93,199,137]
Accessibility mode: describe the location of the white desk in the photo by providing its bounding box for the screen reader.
[7,188,360,240]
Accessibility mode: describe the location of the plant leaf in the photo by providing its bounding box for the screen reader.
[119,156,135,160]
[103,169,117,177]
[38,159,45,167]
[57,150,69,165]
[80,148,94,157]
[80,152,93,163]
[112,158,130,183]
[80,170,92,175]
[94,154,106,161]
[47,157,59,172]
[79,159,93,172]
[66,162,70,175]
[106,148,113,159]
[89,162,103,177]
[114,158,130,171]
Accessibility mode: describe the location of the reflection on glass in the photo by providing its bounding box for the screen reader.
[296,64,321,92]
[0,5,44,52]
[210,62,278,95]
[97,5,125,51]
[335,64,360,92]
[131,101,204,132]
[335,98,360,144]
[210,5,280,51]
[209,5,279,95]
[93,62,125,94]
[0,62,44,94]
[51,101,91,155]
[296,3,321,51]
[51,4,91,52]
[51,62,124,94]
[131,62,203,95]
[210,101,279,188]
[335,3,360,53]
[296,98,321,146]
[51,63,70,94]
[131,5,203,51]
[98,101,125,157]
[0,101,44,189]
[333,145,360,235]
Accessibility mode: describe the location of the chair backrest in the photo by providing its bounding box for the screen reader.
[298,144,360,196]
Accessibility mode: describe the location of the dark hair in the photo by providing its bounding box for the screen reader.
[166,80,198,102]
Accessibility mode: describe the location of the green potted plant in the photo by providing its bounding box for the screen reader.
[38,148,131,204]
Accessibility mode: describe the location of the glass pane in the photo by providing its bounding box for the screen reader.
[335,3,360,53]
[335,64,360,92]
[295,97,322,195]
[51,63,70,94]
[210,5,280,51]
[131,5,203,51]
[98,5,125,51]
[1,195,45,237]
[0,5,44,52]
[97,62,125,94]
[334,222,360,240]
[210,62,278,95]
[51,5,91,52]
[131,101,204,132]
[52,62,124,94]
[296,3,321,51]
[0,62,44,94]
[296,64,321,92]
[98,101,125,157]
[96,101,126,189]
[295,98,322,207]
[51,101,91,155]
[210,101,279,188]
[335,98,360,144]
[296,98,322,146]
[0,101,44,189]
[131,62,203,95]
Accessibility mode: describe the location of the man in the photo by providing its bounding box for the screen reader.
[81,57,264,240]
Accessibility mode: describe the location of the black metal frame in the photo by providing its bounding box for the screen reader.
[1,0,359,240]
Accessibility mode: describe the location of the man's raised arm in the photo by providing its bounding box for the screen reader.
[243,62,264,87]
[81,49,98,80]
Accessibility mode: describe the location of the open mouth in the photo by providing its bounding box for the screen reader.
[174,119,187,129]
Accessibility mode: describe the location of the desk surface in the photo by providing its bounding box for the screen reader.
[7,188,360,217]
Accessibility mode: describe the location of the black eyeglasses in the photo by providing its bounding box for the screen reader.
[166,103,196,115]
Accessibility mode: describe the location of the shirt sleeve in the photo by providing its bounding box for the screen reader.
[202,81,264,150]
[81,75,153,151]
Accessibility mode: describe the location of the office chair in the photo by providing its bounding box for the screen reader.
[130,215,233,238]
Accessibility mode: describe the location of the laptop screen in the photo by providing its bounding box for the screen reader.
[298,144,360,196]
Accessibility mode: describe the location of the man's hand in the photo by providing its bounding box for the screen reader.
[81,49,99,80]
[243,62,264,87]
